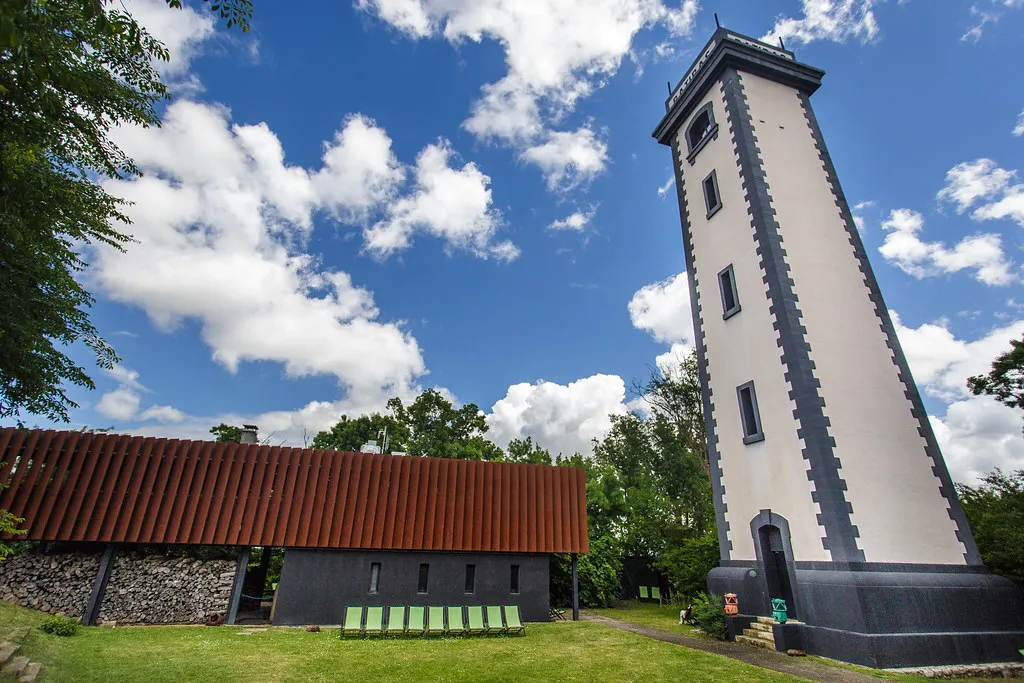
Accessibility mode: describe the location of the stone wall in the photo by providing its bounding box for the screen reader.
[0,550,100,617]
[0,548,239,624]
[98,552,236,625]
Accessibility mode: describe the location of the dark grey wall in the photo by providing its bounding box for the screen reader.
[273,549,550,625]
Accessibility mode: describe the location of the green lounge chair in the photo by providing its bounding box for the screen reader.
[651,587,662,602]
[427,606,446,635]
[364,606,384,637]
[341,606,362,637]
[407,606,426,636]
[467,605,486,634]
[386,606,406,636]
[485,605,505,634]
[447,606,466,635]
[639,586,649,600]
[504,605,525,635]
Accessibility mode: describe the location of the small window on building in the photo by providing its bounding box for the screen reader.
[737,381,765,444]
[417,563,429,594]
[703,170,722,218]
[465,564,476,594]
[368,562,381,594]
[510,564,520,594]
[718,264,741,320]
[685,103,718,162]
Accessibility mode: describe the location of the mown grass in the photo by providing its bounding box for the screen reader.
[590,601,702,636]
[0,601,809,682]
[589,601,1005,683]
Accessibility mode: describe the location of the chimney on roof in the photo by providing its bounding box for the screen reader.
[240,425,258,445]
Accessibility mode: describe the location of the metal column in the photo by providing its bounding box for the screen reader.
[571,553,580,621]
[225,547,250,625]
[83,544,117,626]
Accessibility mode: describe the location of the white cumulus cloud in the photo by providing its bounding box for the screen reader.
[937,158,1024,228]
[628,272,695,347]
[762,0,881,46]
[356,0,699,189]
[548,208,596,231]
[878,208,1015,285]
[486,374,629,457]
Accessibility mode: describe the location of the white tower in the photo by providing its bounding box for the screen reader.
[653,28,1023,668]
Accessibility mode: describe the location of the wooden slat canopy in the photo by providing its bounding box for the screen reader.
[0,428,588,553]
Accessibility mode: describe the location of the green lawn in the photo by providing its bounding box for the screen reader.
[591,601,702,636]
[589,602,1004,683]
[0,602,808,682]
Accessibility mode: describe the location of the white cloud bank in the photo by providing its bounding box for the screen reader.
[762,0,881,46]
[878,208,1015,285]
[356,0,699,190]
[937,158,1024,228]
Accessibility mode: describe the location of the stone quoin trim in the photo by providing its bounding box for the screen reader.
[719,68,864,563]
[670,135,732,559]
[795,93,982,565]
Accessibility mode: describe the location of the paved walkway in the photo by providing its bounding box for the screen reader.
[581,613,879,683]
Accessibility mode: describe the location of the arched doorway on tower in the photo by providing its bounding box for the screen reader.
[749,510,799,620]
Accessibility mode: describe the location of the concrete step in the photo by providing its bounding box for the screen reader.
[755,616,775,625]
[747,621,772,633]
[1,656,29,677]
[742,628,775,642]
[18,661,42,683]
[735,634,776,650]
[0,643,18,667]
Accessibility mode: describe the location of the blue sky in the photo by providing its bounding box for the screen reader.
[11,0,1024,483]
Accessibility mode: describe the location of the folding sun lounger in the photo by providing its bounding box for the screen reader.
[427,606,446,635]
[639,586,649,599]
[407,606,426,636]
[447,606,466,635]
[386,606,406,636]
[364,606,384,637]
[342,606,363,637]
[504,605,525,635]
[467,606,486,634]
[486,605,506,634]
[651,587,662,603]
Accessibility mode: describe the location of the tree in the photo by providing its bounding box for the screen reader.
[210,423,243,443]
[956,469,1024,585]
[968,336,1024,418]
[386,389,500,460]
[311,413,409,453]
[0,0,254,425]
[506,437,553,465]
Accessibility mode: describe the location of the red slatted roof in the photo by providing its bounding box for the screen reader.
[0,428,588,553]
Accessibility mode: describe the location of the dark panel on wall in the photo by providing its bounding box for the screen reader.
[273,549,550,625]
[0,428,588,553]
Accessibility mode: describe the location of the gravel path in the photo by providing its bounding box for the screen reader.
[581,613,880,683]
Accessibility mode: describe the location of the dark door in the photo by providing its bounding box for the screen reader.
[758,525,796,619]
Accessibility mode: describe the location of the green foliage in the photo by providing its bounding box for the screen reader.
[40,614,79,636]
[0,0,167,423]
[550,535,623,608]
[386,389,498,460]
[506,436,553,465]
[690,592,728,640]
[0,461,26,562]
[968,336,1024,417]
[654,533,720,603]
[209,424,243,443]
[956,468,1024,584]
[311,413,409,453]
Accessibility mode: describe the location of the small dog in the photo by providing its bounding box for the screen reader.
[679,603,693,625]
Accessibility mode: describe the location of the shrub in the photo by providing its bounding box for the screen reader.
[40,615,80,637]
[691,592,728,640]
[550,534,623,608]
[654,532,720,603]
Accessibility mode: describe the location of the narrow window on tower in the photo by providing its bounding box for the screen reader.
[368,562,381,594]
[417,563,429,594]
[465,564,476,594]
[718,264,741,319]
[510,565,521,594]
[737,381,765,444]
[685,102,718,163]
[703,170,722,218]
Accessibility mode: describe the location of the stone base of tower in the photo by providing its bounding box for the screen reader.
[709,564,1024,668]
